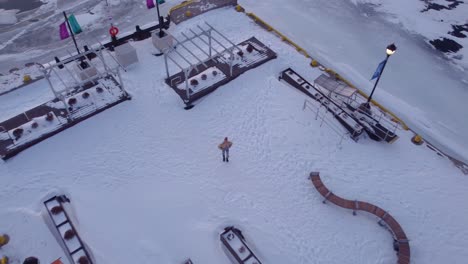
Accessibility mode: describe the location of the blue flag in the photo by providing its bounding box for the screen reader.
[371,59,386,80]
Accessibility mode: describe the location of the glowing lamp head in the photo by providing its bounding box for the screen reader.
[386,43,397,56]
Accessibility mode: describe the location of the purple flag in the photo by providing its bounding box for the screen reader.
[59,22,70,40]
[146,0,155,9]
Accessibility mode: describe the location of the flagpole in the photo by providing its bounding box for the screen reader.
[155,0,164,37]
[366,54,389,106]
[63,11,80,55]
[364,43,397,111]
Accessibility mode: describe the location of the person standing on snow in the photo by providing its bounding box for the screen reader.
[218,137,233,162]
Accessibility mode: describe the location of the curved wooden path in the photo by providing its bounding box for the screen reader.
[309,172,410,264]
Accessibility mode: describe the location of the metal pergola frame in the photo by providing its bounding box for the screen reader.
[163,22,242,103]
[41,43,126,121]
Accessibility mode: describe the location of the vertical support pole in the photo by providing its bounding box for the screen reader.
[367,55,389,106]
[320,106,326,127]
[62,61,80,88]
[64,49,85,91]
[44,69,59,100]
[117,67,129,98]
[315,103,320,120]
[155,0,164,37]
[229,50,233,77]
[208,30,212,57]
[164,53,170,78]
[185,68,190,101]
[98,49,110,73]
[45,68,72,122]
[63,11,80,55]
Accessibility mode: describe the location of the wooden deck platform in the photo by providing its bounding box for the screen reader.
[0,75,130,160]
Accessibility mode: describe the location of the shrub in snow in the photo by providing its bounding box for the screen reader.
[12,128,23,140]
[201,74,207,80]
[246,44,254,53]
[78,256,89,264]
[31,122,38,129]
[68,98,77,105]
[190,79,199,86]
[23,75,32,83]
[51,206,62,215]
[212,70,218,77]
[0,234,9,247]
[96,87,104,93]
[46,113,54,122]
[22,256,39,264]
[64,229,75,240]
[237,50,244,57]
[82,92,90,99]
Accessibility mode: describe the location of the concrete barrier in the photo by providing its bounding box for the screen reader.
[169,0,237,24]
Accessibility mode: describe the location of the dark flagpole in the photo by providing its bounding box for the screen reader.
[63,11,80,55]
[366,55,389,106]
[155,0,164,37]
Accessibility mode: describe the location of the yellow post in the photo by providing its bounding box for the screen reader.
[411,135,424,145]
[0,234,9,247]
[235,5,244,12]
[23,74,32,83]
[0,256,8,264]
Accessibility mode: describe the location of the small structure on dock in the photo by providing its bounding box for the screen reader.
[220,226,262,264]
[43,195,95,264]
[279,68,399,143]
[0,46,131,160]
[163,22,276,109]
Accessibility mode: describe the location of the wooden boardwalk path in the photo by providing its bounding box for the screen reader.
[309,172,410,264]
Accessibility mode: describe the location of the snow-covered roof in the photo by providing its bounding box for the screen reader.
[314,74,357,98]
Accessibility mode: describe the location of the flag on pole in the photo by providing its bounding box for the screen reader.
[146,0,155,9]
[371,59,386,80]
[59,22,70,40]
[58,13,82,40]
[68,14,82,34]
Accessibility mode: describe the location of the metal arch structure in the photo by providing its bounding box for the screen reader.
[0,42,132,160]
[41,43,128,121]
[162,22,242,106]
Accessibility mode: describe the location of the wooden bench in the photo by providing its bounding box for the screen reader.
[309,172,411,264]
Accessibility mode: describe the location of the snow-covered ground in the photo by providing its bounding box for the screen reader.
[0,63,44,95]
[0,78,54,121]
[238,0,468,165]
[1,7,468,264]
[1,0,467,165]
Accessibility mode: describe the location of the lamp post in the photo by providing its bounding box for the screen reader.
[364,43,397,110]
